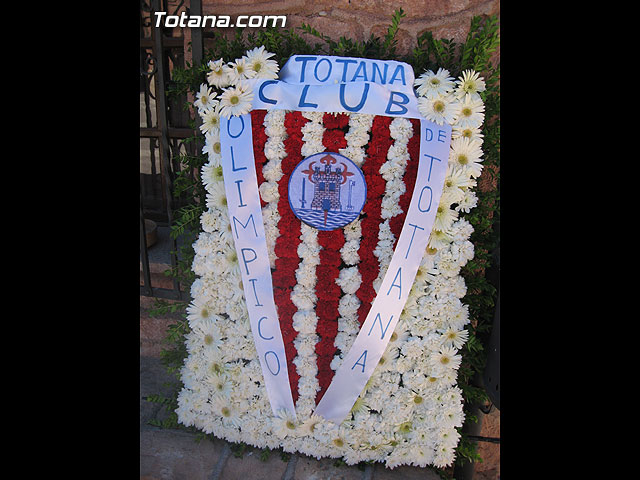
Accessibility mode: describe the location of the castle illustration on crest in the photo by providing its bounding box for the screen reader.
[288,152,366,231]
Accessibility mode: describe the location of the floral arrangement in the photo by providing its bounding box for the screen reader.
[176,46,487,469]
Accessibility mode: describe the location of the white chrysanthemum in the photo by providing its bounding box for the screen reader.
[455,189,478,213]
[194,83,217,114]
[207,58,232,88]
[417,94,460,126]
[449,136,484,178]
[227,57,257,84]
[199,102,222,135]
[455,69,486,100]
[454,95,485,129]
[414,68,455,99]
[219,82,254,118]
[245,46,280,79]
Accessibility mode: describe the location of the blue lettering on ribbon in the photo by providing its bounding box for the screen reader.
[335,58,358,82]
[386,266,402,299]
[249,278,263,307]
[367,312,394,340]
[351,350,368,373]
[371,62,388,84]
[240,247,257,275]
[258,80,278,105]
[258,316,274,340]
[389,64,406,86]
[264,351,281,376]
[385,91,410,115]
[232,214,258,239]
[227,114,245,139]
[314,58,332,82]
[418,186,433,212]
[423,154,442,181]
[405,223,425,259]
[351,61,368,82]
[294,56,317,82]
[339,83,369,112]
[298,84,318,108]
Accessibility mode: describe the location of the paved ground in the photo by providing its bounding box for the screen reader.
[140,356,444,480]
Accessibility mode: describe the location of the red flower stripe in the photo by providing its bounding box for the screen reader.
[315,113,349,404]
[250,109,269,208]
[272,111,309,404]
[355,115,394,326]
[389,119,421,246]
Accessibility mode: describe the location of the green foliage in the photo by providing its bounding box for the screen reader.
[146,10,500,478]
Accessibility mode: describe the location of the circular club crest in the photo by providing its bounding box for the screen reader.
[288,152,367,231]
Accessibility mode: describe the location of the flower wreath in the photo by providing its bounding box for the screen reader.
[178,46,487,469]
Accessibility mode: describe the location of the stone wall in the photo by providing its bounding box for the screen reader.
[200,0,500,57]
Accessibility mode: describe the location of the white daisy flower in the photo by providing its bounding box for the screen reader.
[414,68,455,99]
[245,46,280,79]
[454,69,486,101]
[199,101,222,135]
[428,229,453,250]
[449,136,484,178]
[431,346,462,372]
[211,396,242,428]
[227,57,256,84]
[186,296,215,324]
[452,125,484,144]
[205,181,228,210]
[441,327,469,349]
[453,95,485,129]
[417,94,460,126]
[219,82,254,118]
[207,58,232,88]
[194,83,216,114]
[272,409,299,439]
[433,197,459,232]
[207,372,233,398]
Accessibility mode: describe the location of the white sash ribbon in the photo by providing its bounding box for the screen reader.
[219,55,451,423]
[220,114,297,419]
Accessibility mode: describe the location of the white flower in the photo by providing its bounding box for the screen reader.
[452,125,484,144]
[272,409,299,439]
[431,346,462,373]
[417,94,460,126]
[433,198,459,232]
[454,94,485,129]
[245,46,280,79]
[207,372,233,398]
[200,109,222,143]
[227,57,256,84]
[414,68,455,99]
[454,69,486,101]
[441,327,469,349]
[207,58,232,88]
[219,82,254,117]
[194,83,217,114]
[449,136,484,178]
[186,296,215,324]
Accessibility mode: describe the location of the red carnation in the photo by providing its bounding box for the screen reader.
[323,113,349,130]
[322,129,348,151]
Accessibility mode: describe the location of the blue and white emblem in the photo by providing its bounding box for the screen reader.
[288,152,367,231]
